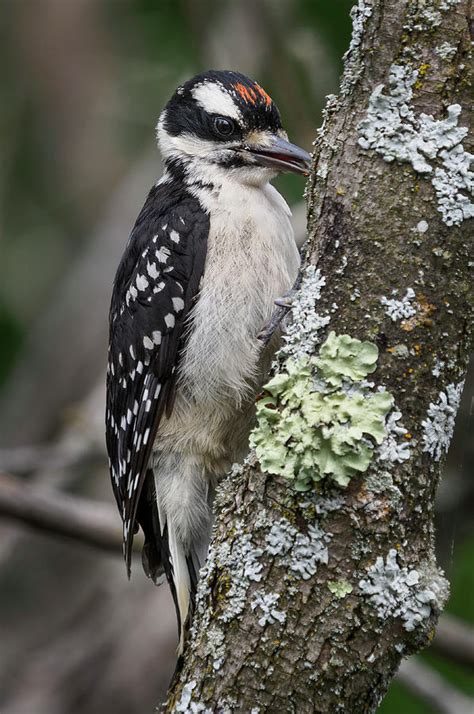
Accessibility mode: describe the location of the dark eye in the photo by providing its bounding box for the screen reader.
[213,116,235,137]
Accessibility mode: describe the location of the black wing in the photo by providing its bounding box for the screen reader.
[106,181,209,574]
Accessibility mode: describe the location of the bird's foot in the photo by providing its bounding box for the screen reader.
[258,289,297,346]
[274,288,297,309]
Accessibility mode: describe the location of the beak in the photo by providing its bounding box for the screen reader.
[242,134,311,176]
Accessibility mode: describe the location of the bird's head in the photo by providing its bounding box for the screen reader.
[157,70,311,186]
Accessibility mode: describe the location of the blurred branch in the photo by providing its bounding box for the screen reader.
[0,471,125,554]
[431,614,474,670]
[396,658,474,714]
[0,441,102,475]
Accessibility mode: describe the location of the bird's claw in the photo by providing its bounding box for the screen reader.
[274,288,297,309]
[258,290,297,346]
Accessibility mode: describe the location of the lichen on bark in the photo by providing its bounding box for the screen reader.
[250,333,395,490]
[163,1,473,711]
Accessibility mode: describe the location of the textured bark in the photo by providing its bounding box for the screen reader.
[165,1,473,712]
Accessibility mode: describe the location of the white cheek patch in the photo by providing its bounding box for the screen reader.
[157,108,227,161]
[192,82,240,120]
[158,124,224,161]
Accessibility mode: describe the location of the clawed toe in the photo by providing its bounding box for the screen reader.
[274,288,297,309]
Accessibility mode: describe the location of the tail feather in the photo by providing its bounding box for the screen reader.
[139,457,214,653]
[168,525,192,652]
[136,471,163,584]
[136,472,182,632]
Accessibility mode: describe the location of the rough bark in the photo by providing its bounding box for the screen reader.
[165,1,473,711]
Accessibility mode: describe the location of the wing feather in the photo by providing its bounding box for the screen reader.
[106,182,209,573]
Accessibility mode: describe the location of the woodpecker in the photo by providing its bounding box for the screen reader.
[106,70,310,651]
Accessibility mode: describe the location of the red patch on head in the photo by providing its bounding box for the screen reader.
[233,81,272,107]
[254,83,272,106]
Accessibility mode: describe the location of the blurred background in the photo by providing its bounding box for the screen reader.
[0,1,472,712]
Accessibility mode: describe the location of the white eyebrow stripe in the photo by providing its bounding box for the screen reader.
[191,83,240,120]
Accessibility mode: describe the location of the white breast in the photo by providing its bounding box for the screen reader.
[179,178,300,406]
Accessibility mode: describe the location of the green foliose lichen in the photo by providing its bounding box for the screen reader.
[314,331,379,386]
[328,579,353,599]
[250,332,393,491]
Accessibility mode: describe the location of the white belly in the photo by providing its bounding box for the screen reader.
[156,179,300,464]
[181,181,299,403]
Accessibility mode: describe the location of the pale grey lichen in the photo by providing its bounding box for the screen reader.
[410,7,442,31]
[174,680,212,714]
[316,161,329,180]
[251,591,286,626]
[359,549,448,631]
[265,518,295,556]
[358,65,429,172]
[364,471,402,511]
[431,357,445,378]
[200,521,263,625]
[205,625,225,672]
[281,265,329,360]
[422,381,464,460]
[358,64,473,226]
[335,256,348,275]
[431,142,474,226]
[340,0,373,95]
[265,516,332,579]
[314,494,346,516]
[434,42,457,61]
[413,220,429,234]
[377,410,412,463]
[388,344,410,360]
[193,509,333,637]
[381,288,417,322]
[405,0,459,32]
[291,523,332,579]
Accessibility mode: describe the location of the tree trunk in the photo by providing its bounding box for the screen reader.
[165,1,473,711]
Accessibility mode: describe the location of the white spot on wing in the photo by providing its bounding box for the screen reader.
[165,313,175,328]
[156,247,170,263]
[170,230,180,243]
[172,297,184,312]
[136,274,149,291]
[153,281,165,294]
[147,261,160,279]
[143,336,153,350]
